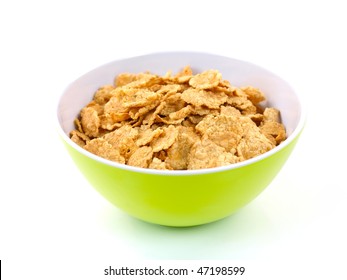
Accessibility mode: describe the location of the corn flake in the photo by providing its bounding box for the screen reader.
[189,69,222,89]
[188,138,228,169]
[241,86,266,104]
[237,133,274,160]
[80,106,100,137]
[127,146,153,168]
[136,127,163,146]
[165,127,200,170]
[70,130,90,147]
[181,88,227,109]
[84,138,125,163]
[150,125,179,152]
[94,85,115,105]
[149,157,169,170]
[196,115,243,152]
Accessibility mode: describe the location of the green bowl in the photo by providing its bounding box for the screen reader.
[57,52,305,227]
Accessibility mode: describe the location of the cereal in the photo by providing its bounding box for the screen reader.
[71,66,287,170]
[149,157,169,170]
[74,118,83,133]
[260,122,286,145]
[115,73,138,87]
[181,88,228,109]
[187,138,239,169]
[127,146,153,168]
[100,112,130,130]
[165,127,200,170]
[196,115,243,152]
[104,94,128,115]
[241,86,266,104]
[80,106,100,137]
[122,88,161,108]
[226,95,257,115]
[150,125,178,152]
[160,93,187,116]
[168,105,193,120]
[189,69,222,89]
[70,130,89,147]
[263,107,281,122]
[136,127,163,146]
[237,133,274,160]
[94,85,115,105]
[174,65,193,83]
[84,138,125,163]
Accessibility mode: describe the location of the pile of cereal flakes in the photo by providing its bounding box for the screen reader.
[70,66,286,170]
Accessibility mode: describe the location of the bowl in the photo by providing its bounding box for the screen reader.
[56,52,305,227]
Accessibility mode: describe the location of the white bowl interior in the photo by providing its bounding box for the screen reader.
[57,52,304,173]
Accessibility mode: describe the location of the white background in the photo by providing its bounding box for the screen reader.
[1,0,346,279]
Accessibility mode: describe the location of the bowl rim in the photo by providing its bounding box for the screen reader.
[56,51,306,176]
